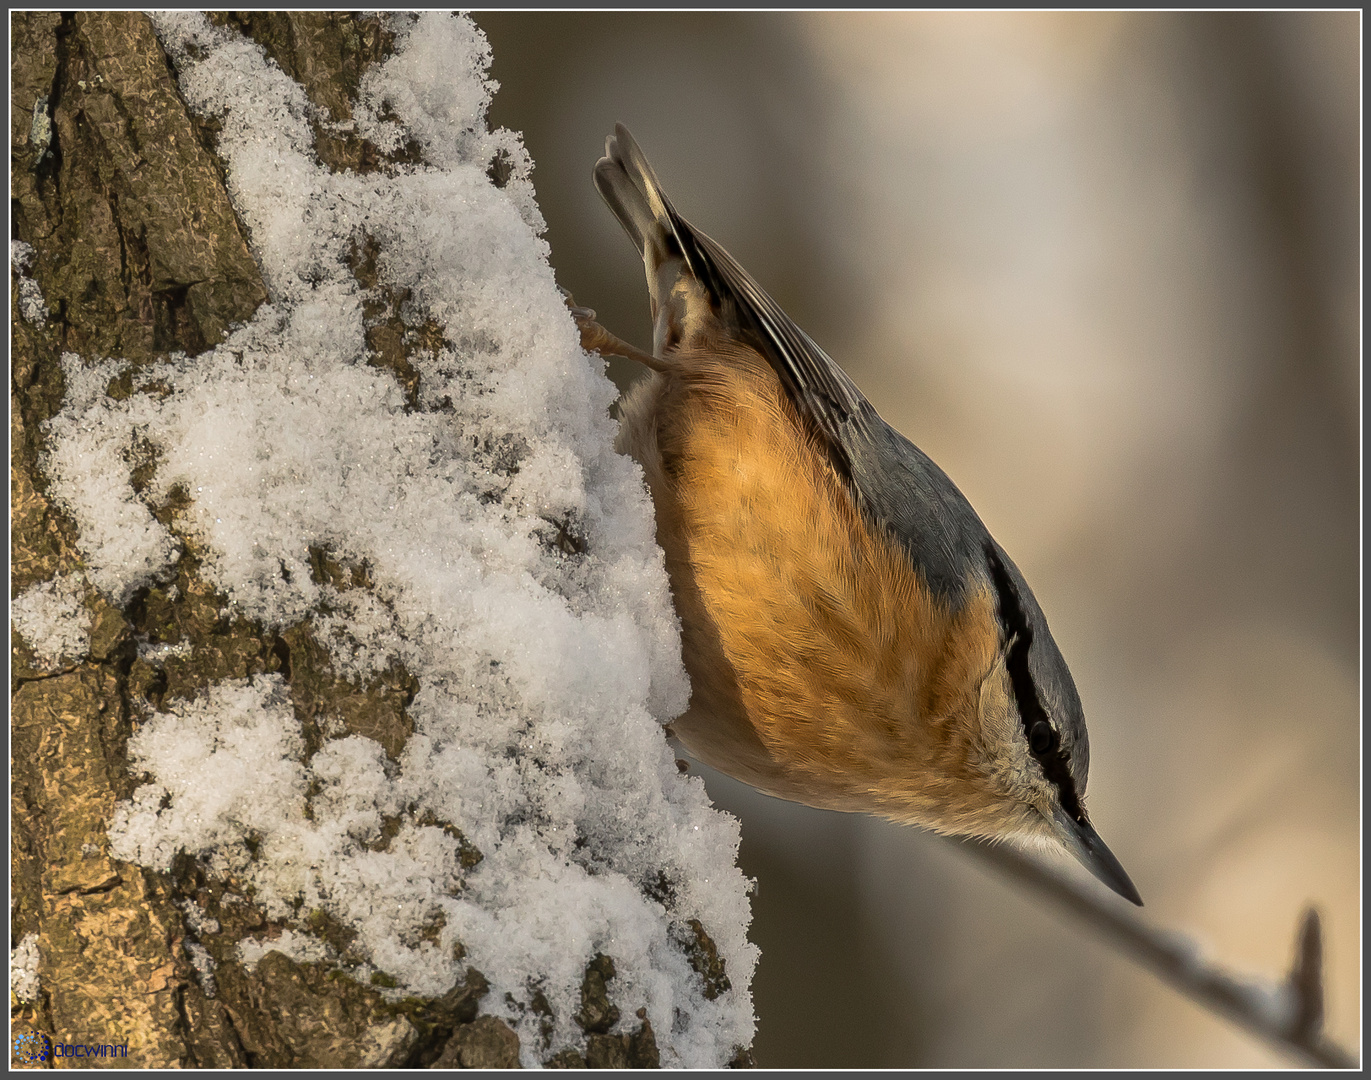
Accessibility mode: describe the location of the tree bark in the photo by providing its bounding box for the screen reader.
[10,13,670,1068]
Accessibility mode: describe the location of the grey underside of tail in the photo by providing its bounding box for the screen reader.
[593,154,649,255]
[595,124,991,606]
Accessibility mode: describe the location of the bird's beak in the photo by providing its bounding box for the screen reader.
[1051,805,1143,906]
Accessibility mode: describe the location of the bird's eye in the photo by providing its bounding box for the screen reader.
[1029,720,1056,755]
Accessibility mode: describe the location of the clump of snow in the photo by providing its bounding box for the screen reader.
[10,933,41,1003]
[11,238,50,324]
[238,927,333,971]
[43,353,181,605]
[138,639,192,663]
[178,898,221,937]
[185,940,218,999]
[112,677,310,872]
[11,572,91,667]
[45,10,757,1066]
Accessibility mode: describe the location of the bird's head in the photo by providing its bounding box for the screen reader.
[963,541,1141,905]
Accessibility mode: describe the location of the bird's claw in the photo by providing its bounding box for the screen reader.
[564,287,666,370]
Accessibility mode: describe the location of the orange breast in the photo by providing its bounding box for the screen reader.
[616,341,1005,826]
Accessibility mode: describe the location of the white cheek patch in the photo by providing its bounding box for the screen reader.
[1008,818,1062,853]
[975,654,1058,813]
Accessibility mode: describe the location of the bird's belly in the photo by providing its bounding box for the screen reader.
[615,352,993,817]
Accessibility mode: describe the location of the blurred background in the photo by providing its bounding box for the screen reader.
[472,12,1359,1067]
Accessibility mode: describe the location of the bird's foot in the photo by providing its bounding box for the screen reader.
[566,294,667,372]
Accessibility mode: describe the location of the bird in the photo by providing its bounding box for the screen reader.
[574,123,1141,906]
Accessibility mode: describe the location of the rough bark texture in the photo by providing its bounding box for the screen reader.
[10,13,671,1068]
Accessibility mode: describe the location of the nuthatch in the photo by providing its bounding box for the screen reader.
[577,124,1141,905]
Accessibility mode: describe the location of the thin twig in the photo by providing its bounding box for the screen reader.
[954,837,1357,1069]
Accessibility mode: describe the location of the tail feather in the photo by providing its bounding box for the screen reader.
[594,124,677,269]
[595,124,740,349]
[592,154,646,254]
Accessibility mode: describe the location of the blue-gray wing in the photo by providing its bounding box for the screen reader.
[686,228,877,463]
[677,219,992,603]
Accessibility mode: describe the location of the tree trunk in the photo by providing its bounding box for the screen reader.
[10,13,675,1068]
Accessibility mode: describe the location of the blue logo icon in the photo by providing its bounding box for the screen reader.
[13,1030,51,1064]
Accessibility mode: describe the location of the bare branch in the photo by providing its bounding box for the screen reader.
[1288,906,1325,1045]
[955,838,1357,1069]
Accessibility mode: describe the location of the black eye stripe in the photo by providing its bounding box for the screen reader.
[983,542,1085,824]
